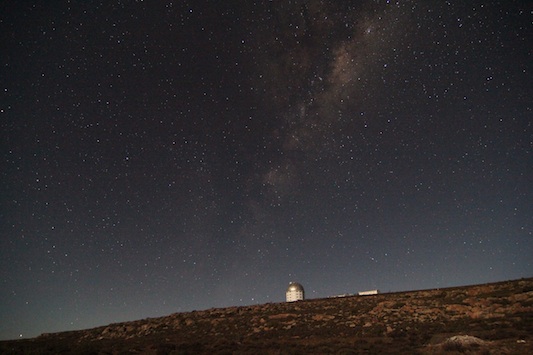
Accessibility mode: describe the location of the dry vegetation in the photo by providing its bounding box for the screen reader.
[1,278,532,354]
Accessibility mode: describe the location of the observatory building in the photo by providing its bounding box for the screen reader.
[286,282,305,302]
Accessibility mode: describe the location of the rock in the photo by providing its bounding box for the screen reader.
[441,335,487,351]
[311,314,335,321]
[268,313,297,319]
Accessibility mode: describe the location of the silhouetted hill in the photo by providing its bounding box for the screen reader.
[1,278,532,354]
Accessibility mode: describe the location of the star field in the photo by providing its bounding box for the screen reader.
[1,1,532,340]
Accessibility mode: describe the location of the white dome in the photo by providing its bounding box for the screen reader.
[287,282,304,292]
[286,282,305,302]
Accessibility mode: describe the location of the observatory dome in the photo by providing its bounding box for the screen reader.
[286,282,305,302]
[287,282,304,292]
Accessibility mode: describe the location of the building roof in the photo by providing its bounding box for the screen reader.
[286,282,304,292]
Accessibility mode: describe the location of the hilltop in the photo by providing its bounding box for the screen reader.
[1,278,532,354]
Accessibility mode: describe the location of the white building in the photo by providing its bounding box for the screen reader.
[286,282,305,302]
[358,289,379,296]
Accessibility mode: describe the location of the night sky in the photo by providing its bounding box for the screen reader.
[1,1,532,340]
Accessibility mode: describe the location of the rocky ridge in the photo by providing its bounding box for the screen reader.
[1,278,532,354]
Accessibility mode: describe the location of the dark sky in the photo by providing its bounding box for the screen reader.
[1,0,531,340]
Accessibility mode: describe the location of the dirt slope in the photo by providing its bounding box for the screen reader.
[1,278,532,354]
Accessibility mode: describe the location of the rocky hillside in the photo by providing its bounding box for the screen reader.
[1,278,532,354]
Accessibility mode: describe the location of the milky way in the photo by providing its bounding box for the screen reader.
[1,1,531,340]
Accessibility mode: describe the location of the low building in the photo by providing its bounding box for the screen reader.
[286,282,305,302]
[358,289,380,296]
[329,294,352,298]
